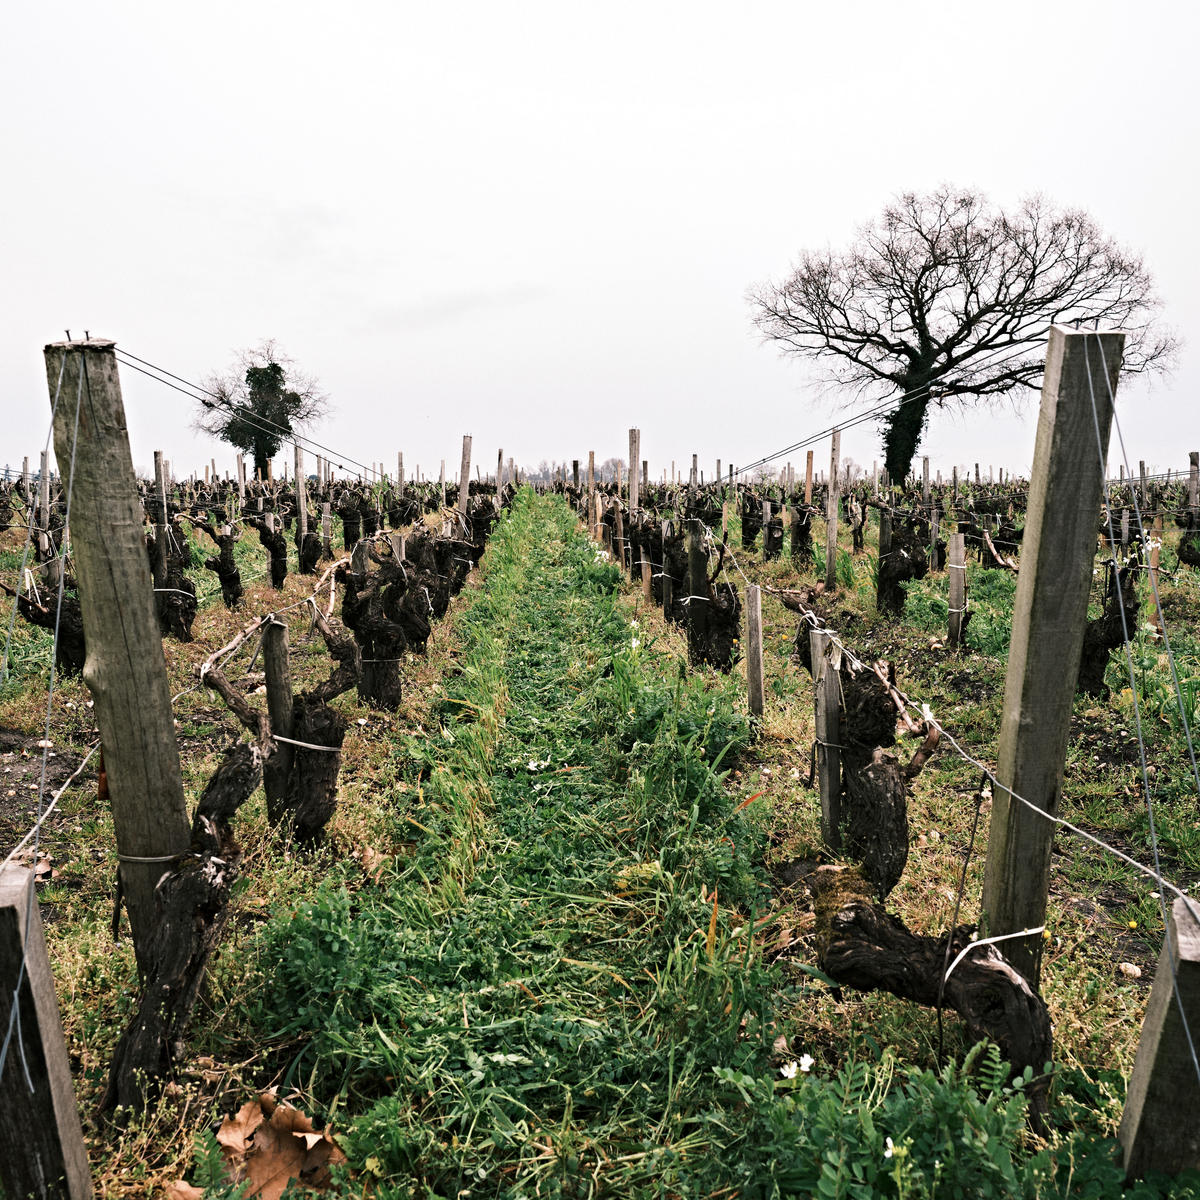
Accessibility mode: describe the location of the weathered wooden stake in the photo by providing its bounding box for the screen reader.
[628,429,640,514]
[457,435,473,515]
[151,450,168,589]
[948,532,967,648]
[825,429,841,591]
[746,584,764,721]
[43,339,191,977]
[876,509,892,613]
[0,865,93,1199]
[262,618,294,820]
[321,502,332,558]
[804,450,814,505]
[38,449,51,560]
[980,326,1124,983]
[1119,897,1200,1178]
[810,629,842,849]
[294,445,307,547]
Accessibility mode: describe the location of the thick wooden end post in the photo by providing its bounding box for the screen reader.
[980,326,1124,983]
[810,629,841,849]
[0,866,93,1198]
[1120,897,1200,1178]
[746,585,764,721]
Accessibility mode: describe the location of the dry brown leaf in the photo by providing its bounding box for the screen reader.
[357,844,390,884]
[165,1183,205,1200]
[217,1098,265,1155]
[210,1093,347,1199]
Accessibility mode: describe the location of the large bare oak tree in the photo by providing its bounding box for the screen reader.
[749,187,1176,482]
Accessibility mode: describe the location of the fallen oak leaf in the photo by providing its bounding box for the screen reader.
[217,1098,265,1156]
[244,1098,346,1200]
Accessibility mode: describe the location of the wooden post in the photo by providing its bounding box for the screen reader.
[980,326,1124,982]
[948,532,967,648]
[38,449,51,559]
[439,459,446,508]
[746,584,764,721]
[236,453,246,503]
[457,435,472,515]
[151,450,168,589]
[922,456,930,512]
[810,629,842,850]
[496,448,505,490]
[261,618,293,820]
[1149,514,1164,634]
[804,450,814,506]
[628,429,640,514]
[294,444,307,547]
[0,865,93,1199]
[876,509,892,612]
[1119,897,1200,1178]
[685,518,706,630]
[43,339,190,977]
[929,507,940,571]
[398,452,405,488]
[321,502,332,557]
[825,429,841,591]
[641,542,653,603]
[1189,452,1199,518]
[612,498,626,574]
[691,454,698,488]
[21,455,29,503]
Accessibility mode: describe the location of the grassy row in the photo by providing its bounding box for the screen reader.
[172,491,1196,1198]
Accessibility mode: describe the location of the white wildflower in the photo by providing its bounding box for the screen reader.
[631,638,640,650]
[780,1061,798,1079]
[798,1054,815,1073]
[884,1137,895,1159]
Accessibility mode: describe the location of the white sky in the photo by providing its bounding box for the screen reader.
[3,0,1196,483]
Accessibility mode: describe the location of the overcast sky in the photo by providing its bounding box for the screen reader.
[3,0,1195,484]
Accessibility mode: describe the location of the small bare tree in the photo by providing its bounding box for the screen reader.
[749,187,1177,482]
[194,340,328,479]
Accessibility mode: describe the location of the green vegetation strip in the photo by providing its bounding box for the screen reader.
[198,493,1194,1199]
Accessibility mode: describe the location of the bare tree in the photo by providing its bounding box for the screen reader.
[194,340,329,479]
[749,187,1177,482]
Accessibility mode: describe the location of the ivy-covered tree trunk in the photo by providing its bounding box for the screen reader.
[880,380,931,485]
